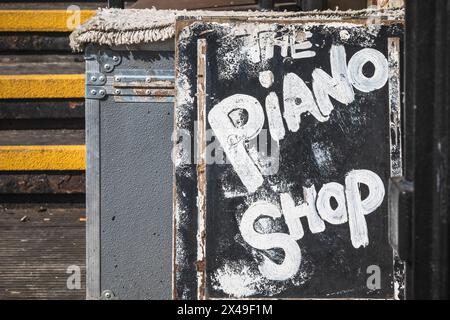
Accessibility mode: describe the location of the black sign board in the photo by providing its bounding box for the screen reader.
[173,16,404,299]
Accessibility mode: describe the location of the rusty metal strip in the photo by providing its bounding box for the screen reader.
[196,38,207,300]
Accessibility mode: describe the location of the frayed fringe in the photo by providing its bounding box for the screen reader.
[70,7,404,52]
[70,26,175,51]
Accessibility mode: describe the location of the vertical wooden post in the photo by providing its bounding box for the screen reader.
[405,0,450,300]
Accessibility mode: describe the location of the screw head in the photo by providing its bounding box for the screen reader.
[145,77,151,83]
[90,75,97,81]
[98,75,105,82]
[115,77,121,82]
[145,89,151,95]
[90,89,97,95]
[98,89,106,96]
[112,56,119,62]
[115,89,121,95]
[101,290,115,300]
[104,64,111,70]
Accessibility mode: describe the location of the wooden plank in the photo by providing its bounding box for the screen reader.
[367,0,404,8]
[0,74,84,99]
[0,10,95,32]
[0,53,84,64]
[0,174,85,194]
[0,130,85,145]
[132,0,256,9]
[0,0,105,2]
[0,118,85,130]
[206,3,300,11]
[132,1,299,11]
[0,33,71,52]
[0,145,85,171]
[328,0,367,10]
[0,55,84,75]
[0,61,85,75]
[0,100,85,119]
[0,206,85,299]
[0,173,85,194]
[0,2,107,10]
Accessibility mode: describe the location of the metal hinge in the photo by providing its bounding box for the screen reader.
[86,72,107,99]
[86,69,175,103]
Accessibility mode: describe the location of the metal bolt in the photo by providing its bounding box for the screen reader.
[98,75,105,82]
[112,56,119,62]
[90,75,97,81]
[99,89,106,96]
[90,89,97,95]
[104,63,111,70]
[145,89,151,95]
[115,89,121,95]
[145,77,151,83]
[115,76,121,82]
[101,290,115,300]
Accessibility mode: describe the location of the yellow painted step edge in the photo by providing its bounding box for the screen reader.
[0,10,96,32]
[0,145,86,171]
[0,74,85,99]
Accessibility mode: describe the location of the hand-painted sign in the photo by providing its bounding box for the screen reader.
[174,16,403,299]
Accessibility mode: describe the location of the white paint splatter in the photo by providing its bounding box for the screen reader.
[339,29,350,40]
[311,142,334,173]
[211,258,312,298]
[259,70,274,88]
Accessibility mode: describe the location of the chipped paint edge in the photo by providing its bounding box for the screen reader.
[388,37,403,178]
[196,38,208,300]
[388,37,406,300]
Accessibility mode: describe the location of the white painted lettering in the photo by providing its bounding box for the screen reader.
[316,182,348,225]
[239,202,302,281]
[347,48,389,93]
[312,45,355,117]
[280,186,326,241]
[265,92,285,143]
[208,94,265,193]
[283,72,328,132]
[345,169,385,248]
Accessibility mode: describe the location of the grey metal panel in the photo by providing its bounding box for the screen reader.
[98,49,174,300]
